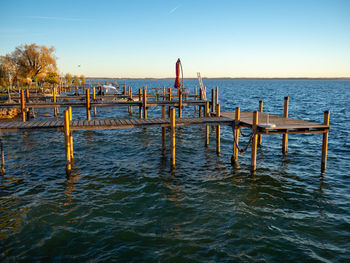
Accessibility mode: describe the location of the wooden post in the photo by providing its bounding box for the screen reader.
[178,89,183,118]
[205,101,209,147]
[251,111,259,171]
[86,89,91,120]
[26,89,31,120]
[139,88,143,119]
[129,87,133,114]
[211,88,215,113]
[215,87,219,106]
[143,86,147,119]
[199,88,203,117]
[53,87,58,117]
[20,89,26,122]
[123,83,127,95]
[93,87,97,116]
[194,87,197,112]
[25,89,30,102]
[170,108,176,168]
[1,140,4,175]
[68,106,74,160]
[232,107,240,164]
[282,96,289,154]
[216,104,221,155]
[321,110,330,173]
[64,110,71,174]
[258,100,263,145]
[163,87,165,101]
[169,87,172,101]
[162,105,166,156]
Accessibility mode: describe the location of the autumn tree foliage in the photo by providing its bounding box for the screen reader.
[0,43,57,86]
[65,73,72,86]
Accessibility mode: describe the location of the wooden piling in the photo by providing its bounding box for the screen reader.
[143,86,147,119]
[170,108,176,168]
[53,87,58,117]
[26,89,31,120]
[128,87,133,114]
[86,89,91,120]
[251,111,259,171]
[169,87,172,101]
[211,89,215,113]
[25,89,29,102]
[282,96,289,154]
[20,89,26,122]
[199,88,203,117]
[68,106,74,160]
[258,100,263,145]
[123,83,127,95]
[215,87,219,106]
[233,107,240,164]
[139,88,143,119]
[1,141,4,175]
[216,104,221,155]
[205,101,209,147]
[194,87,197,112]
[93,87,97,116]
[64,110,71,174]
[162,105,166,156]
[179,89,183,118]
[321,110,330,173]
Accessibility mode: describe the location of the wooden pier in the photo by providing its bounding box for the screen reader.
[0,96,330,174]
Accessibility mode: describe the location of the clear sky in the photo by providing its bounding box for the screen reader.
[0,0,349,78]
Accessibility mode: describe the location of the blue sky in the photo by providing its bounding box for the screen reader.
[0,0,349,78]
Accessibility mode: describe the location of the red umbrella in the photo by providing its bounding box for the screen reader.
[174,58,181,89]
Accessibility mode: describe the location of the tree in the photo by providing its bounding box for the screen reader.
[65,73,72,87]
[73,75,79,87]
[80,75,85,87]
[47,71,59,85]
[12,43,57,80]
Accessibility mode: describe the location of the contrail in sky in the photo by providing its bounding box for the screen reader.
[25,16,81,21]
[169,5,181,14]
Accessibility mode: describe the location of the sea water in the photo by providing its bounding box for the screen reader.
[1,79,349,262]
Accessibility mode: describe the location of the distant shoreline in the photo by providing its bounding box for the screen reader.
[86,77,350,81]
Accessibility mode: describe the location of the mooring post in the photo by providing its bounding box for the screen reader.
[179,89,183,118]
[170,107,176,168]
[53,87,58,117]
[1,140,5,175]
[139,88,143,119]
[68,106,74,160]
[199,87,203,117]
[194,87,197,112]
[251,111,259,171]
[130,87,133,114]
[25,89,30,102]
[123,83,127,95]
[211,89,215,113]
[321,110,330,173]
[232,107,241,164]
[25,89,31,120]
[215,87,219,106]
[162,105,166,156]
[258,100,263,145]
[216,104,221,155]
[64,110,71,174]
[93,87,97,116]
[282,96,289,154]
[163,87,165,101]
[20,89,26,122]
[143,85,147,119]
[169,87,172,101]
[86,89,91,120]
[205,101,210,147]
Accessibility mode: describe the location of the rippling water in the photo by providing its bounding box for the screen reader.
[1,80,349,262]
